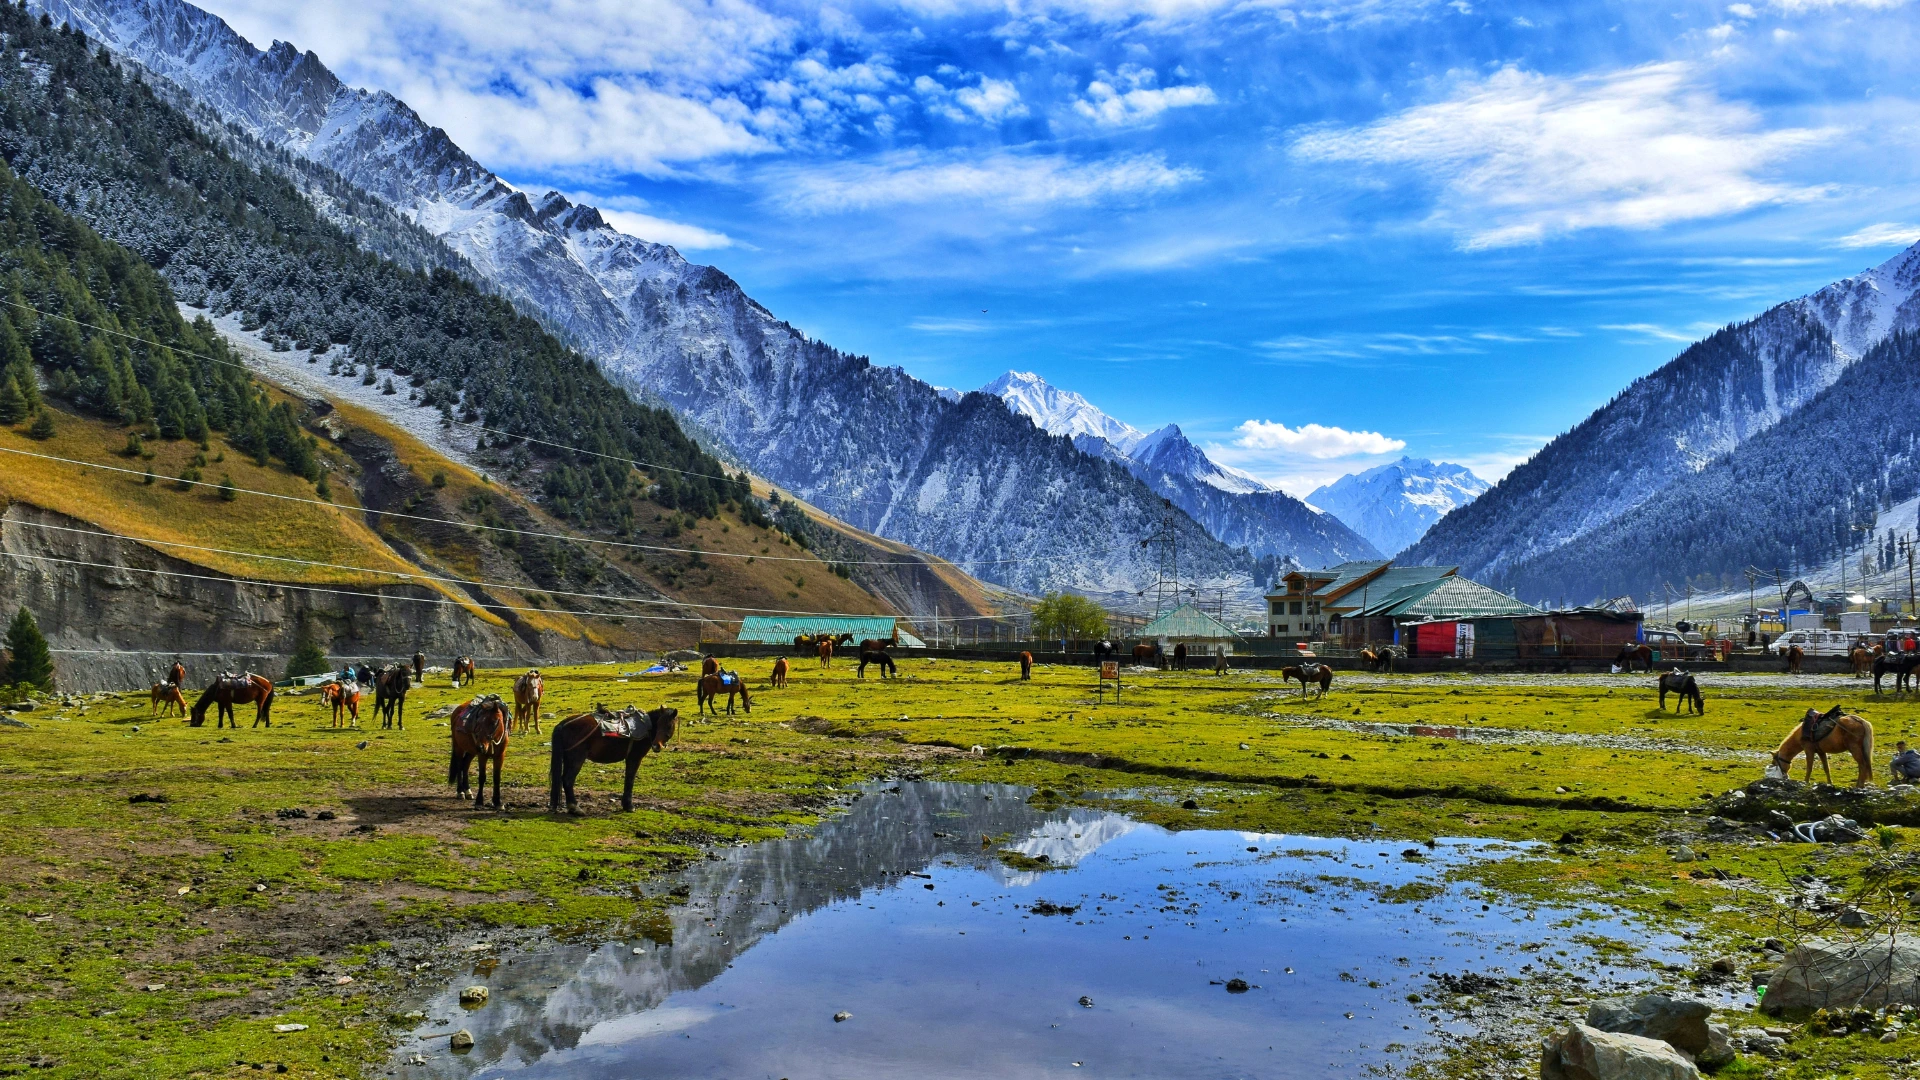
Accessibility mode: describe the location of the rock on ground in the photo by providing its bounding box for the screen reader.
[1586,994,1712,1057]
[1541,1023,1701,1080]
[1763,936,1920,1014]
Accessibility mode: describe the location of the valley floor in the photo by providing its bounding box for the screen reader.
[0,662,1915,1077]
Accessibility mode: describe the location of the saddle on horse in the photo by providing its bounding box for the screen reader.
[1802,707,1842,747]
[459,695,507,739]
[593,706,649,740]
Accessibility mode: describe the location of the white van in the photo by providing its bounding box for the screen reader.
[1767,628,1859,657]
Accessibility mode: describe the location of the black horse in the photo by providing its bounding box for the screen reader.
[1874,652,1920,694]
[858,650,897,679]
[548,707,680,815]
[1656,670,1704,715]
[374,664,411,729]
[1092,640,1117,664]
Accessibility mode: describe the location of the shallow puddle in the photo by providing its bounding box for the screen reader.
[397,783,1684,1078]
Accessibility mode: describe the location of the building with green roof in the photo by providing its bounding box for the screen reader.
[735,616,911,645]
[1139,603,1242,651]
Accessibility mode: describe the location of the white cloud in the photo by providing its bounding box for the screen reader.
[1600,322,1713,342]
[1292,62,1835,249]
[763,150,1200,214]
[1231,419,1406,458]
[1727,2,1757,15]
[1769,0,1907,9]
[593,207,736,250]
[916,74,1029,122]
[1834,222,1920,248]
[1072,65,1217,126]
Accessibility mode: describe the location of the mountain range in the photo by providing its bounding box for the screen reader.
[34,0,1356,598]
[1307,458,1490,557]
[1405,240,1920,601]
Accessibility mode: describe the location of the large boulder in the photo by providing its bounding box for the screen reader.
[1586,994,1712,1057]
[1762,936,1920,1014]
[1541,1024,1701,1080]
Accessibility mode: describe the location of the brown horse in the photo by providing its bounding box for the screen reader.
[1281,663,1333,699]
[700,656,719,678]
[190,673,273,729]
[449,694,511,809]
[149,681,185,718]
[1614,643,1653,673]
[771,657,789,688]
[166,661,185,688]
[1784,644,1805,675]
[319,680,361,728]
[512,669,543,734]
[1769,705,1874,786]
[451,656,476,687]
[818,639,834,668]
[547,707,679,814]
[1656,669,1704,714]
[374,665,410,729]
[1132,643,1162,668]
[1852,643,1883,678]
[1019,651,1033,680]
[698,671,752,714]
[1360,647,1395,673]
[412,651,425,684]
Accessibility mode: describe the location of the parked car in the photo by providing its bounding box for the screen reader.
[1642,626,1708,660]
[1766,628,1861,657]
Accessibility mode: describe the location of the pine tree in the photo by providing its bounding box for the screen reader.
[4,606,52,691]
[284,630,328,680]
[0,375,23,424]
[218,474,236,501]
[25,409,53,439]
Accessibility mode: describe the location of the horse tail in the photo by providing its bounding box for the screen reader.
[448,749,462,787]
[1861,715,1875,764]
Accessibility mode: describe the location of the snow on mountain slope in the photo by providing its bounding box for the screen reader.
[984,370,1146,451]
[1307,458,1489,556]
[1405,239,1920,580]
[32,0,1276,597]
[985,367,1376,564]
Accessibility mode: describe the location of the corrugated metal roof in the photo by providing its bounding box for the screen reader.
[1306,560,1390,599]
[1335,565,1455,607]
[1140,603,1241,641]
[736,616,903,643]
[1358,576,1540,619]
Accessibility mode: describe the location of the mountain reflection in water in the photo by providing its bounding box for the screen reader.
[396,782,1676,1078]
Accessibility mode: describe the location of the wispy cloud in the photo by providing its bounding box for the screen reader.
[574,193,737,249]
[1600,322,1713,342]
[1072,65,1217,127]
[1232,419,1406,458]
[1292,62,1835,249]
[762,150,1200,214]
[1834,222,1920,248]
[909,317,996,332]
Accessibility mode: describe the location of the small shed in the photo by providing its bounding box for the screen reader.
[735,616,904,645]
[1495,608,1644,660]
[1139,604,1242,654]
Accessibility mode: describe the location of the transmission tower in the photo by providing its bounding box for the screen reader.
[1139,499,1181,620]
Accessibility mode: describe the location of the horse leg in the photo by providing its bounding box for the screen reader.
[623,746,648,812]
[1820,753,1834,785]
[565,751,587,815]
[490,748,503,810]
[473,751,487,809]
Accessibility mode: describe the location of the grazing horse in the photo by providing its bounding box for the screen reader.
[191,673,273,729]
[857,650,897,679]
[374,665,410,729]
[1784,645,1805,675]
[1132,643,1162,668]
[1768,705,1874,787]
[697,671,752,714]
[1281,663,1333,699]
[1360,648,1395,673]
[448,694,511,809]
[771,657,789,688]
[1657,669,1704,715]
[149,681,185,718]
[548,706,680,814]
[512,670,543,734]
[1873,652,1920,694]
[412,651,425,684]
[166,661,185,688]
[1853,643,1883,678]
[818,639,834,669]
[1614,644,1653,673]
[319,680,361,728]
[450,656,476,687]
[1019,651,1033,680]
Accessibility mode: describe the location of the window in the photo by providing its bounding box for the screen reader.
[1290,602,1303,615]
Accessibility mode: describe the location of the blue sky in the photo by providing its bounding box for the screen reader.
[203,0,1920,494]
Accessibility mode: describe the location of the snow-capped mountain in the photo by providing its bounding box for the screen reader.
[983,371,1146,452]
[1405,239,1920,584]
[985,371,1379,565]
[33,0,1288,597]
[1307,458,1489,556]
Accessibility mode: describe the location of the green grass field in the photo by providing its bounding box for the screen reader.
[0,659,1914,1077]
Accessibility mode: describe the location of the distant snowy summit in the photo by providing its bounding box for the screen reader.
[983,370,1381,565]
[1307,457,1488,557]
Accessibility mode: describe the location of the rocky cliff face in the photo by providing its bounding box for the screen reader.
[0,502,571,691]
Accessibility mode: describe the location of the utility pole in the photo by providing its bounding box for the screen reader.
[1745,568,1757,627]
[1139,499,1181,620]
[1903,534,1918,621]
